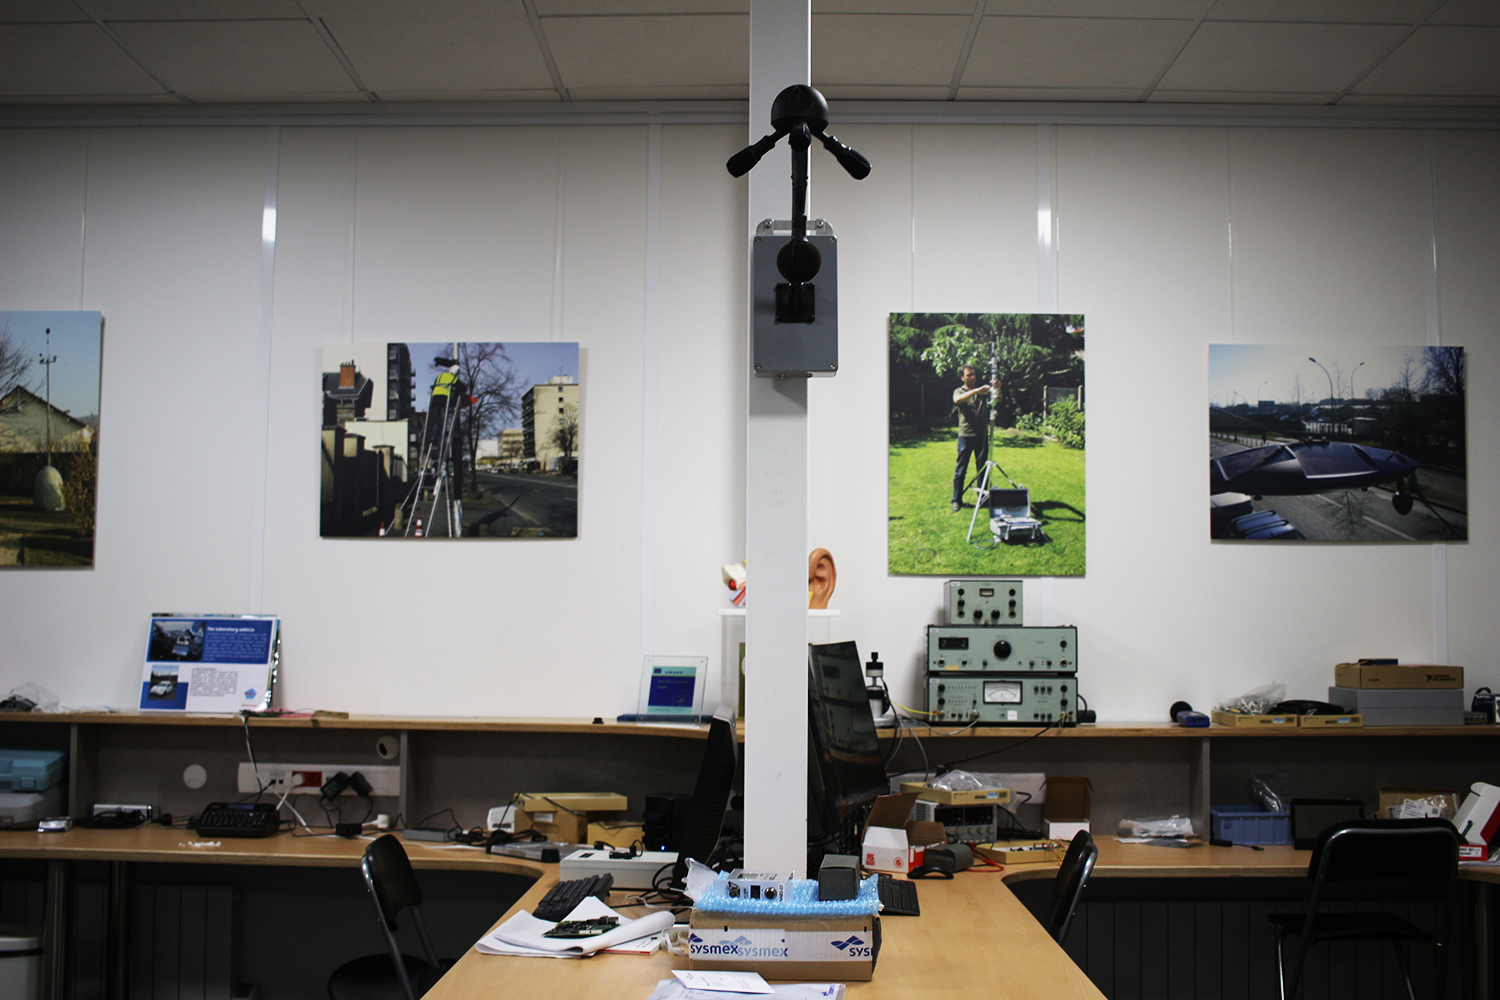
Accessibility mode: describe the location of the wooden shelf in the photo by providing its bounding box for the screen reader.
[0,711,712,737]
[880,721,1500,739]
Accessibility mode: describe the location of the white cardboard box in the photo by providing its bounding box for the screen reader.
[859,793,943,875]
[1454,781,1500,848]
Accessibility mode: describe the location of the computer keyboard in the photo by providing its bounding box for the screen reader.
[533,873,615,922]
[876,873,921,917]
[193,802,280,838]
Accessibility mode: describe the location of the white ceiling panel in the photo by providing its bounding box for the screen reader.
[545,14,748,89]
[0,0,1494,109]
[1158,21,1407,93]
[567,84,747,99]
[955,86,1147,100]
[87,0,305,18]
[818,84,951,99]
[372,88,561,102]
[1149,89,1338,103]
[966,16,1193,89]
[814,14,969,86]
[324,11,553,92]
[1203,0,1430,23]
[1353,25,1500,96]
[986,0,1204,15]
[0,1,88,21]
[815,0,973,12]
[0,23,165,96]
[537,0,747,11]
[1429,0,1500,24]
[107,20,360,95]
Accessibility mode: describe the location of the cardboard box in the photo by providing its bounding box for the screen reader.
[1454,782,1500,848]
[1211,711,1296,728]
[1297,713,1361,728]
[1376,788,1462,821]
[1044,776,1091,820]
[514,809,587,845]
[860,793,944,874]
[514,791,628,845]
[898,781,1012,805]
[1327,687,1464,726]
[515,792,628,812]
[1334,663,1464,689]
[688,909,879,981]
[975,839,1066,864]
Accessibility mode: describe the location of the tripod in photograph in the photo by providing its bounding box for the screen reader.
[400,376,465,538]
[962,350,1025,546]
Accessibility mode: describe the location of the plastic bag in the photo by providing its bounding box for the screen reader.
[1118,815,1195,839]
[1216,682,1286,717]
[1389,795,1452,820]
[1252,772,1290,814]
[926,769,993,792]
[0,682,60,713]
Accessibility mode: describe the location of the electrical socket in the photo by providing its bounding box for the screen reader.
[236,762,400,797]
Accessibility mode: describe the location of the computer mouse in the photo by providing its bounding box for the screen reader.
[907,863,954,879]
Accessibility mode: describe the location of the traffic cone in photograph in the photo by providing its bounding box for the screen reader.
[413,517,425,537]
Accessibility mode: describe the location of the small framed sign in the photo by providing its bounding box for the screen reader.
[635,655,707,720]
[140,615,279,713]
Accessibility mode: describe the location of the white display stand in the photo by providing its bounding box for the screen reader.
[718,608,838,718]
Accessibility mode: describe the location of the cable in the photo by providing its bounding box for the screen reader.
[239,712,267,797]
[937,716,1064,770]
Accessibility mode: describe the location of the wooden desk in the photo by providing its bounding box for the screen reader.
[425,864,1107,1000]
[5,830,1493,1000]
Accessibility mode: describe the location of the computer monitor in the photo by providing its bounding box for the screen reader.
[807,641,888,853]
[670,712,739,886]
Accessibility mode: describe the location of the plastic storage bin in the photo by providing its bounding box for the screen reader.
[0,750,66,792]
[0,926,41,1000]
[1210,804,1291,845]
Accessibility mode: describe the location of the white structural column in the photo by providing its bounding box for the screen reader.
[743,0,811,875]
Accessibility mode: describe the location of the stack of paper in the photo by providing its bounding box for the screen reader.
[646,971,845,1000]
[474,897,674,958]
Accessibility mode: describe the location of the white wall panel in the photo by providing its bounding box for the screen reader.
[0,130,88,308]
[1434,130,1500,694]
[0,127,267,707]
[1228,128,1428,342]
[804,124,931,693]
[649,123,747,710]
[0,117,1494,718]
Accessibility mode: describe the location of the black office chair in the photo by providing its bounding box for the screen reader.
[328,835,452,1000]
[1268,818,1459,1000]
[1046,830,1098,945]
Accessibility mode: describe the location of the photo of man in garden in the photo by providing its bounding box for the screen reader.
[889,313,1085,576]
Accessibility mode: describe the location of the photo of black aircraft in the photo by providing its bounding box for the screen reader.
[1208,345,1465,542]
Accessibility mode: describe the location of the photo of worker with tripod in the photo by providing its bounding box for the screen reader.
[889,312,1085,576]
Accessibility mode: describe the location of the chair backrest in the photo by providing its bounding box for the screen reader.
[363,834,425,933]
[1307,818,1459,887]
[1048,830,1098,944]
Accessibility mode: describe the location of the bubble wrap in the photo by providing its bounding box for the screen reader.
[694,874,881,917]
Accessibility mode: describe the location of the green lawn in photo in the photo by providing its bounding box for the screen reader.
[889,429,1085,575]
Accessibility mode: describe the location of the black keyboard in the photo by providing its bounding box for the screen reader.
[194,802,280,838]
[534,874,615,922]
[877,873,921,917]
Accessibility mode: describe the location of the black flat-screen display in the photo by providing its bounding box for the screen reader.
[807,640,888,838]
[670,713,738,886]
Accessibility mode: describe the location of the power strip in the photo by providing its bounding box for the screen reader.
[93,802,155,820]
[235,762,399,797]
[559,848,678,890]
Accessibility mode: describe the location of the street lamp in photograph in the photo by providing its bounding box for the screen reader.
[1308,357,1335,434]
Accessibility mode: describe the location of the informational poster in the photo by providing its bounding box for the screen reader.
[140,615,279,713]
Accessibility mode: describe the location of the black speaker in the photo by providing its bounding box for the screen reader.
[642,792,690,851]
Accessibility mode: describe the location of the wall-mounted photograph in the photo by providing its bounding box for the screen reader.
[0,311,103,568]
[321,341,579,539]
[1209,344,1466,541]
[888,313,1085,576]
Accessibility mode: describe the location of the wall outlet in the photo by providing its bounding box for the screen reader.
[236,762,400,797]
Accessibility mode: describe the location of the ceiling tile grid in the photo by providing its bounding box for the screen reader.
[0,0,1494,107]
